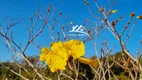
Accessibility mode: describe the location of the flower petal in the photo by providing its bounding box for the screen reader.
[64,39,85,59]
[45,54,67,72]
[39,47,49,61]
[78,57,99,68]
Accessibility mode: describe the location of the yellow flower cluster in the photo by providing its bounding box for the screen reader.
[39,39,99,72]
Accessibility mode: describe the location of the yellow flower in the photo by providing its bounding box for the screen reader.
[64,39,85,60]
[40,42,68,72]
[78,57,99,68]
[40,47,67,72]
[39,39,99,72]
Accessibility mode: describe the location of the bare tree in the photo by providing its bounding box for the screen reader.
[0,0,142,80]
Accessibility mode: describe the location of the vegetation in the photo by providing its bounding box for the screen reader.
[0,52,141,80]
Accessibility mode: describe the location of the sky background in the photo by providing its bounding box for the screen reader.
[0,0,142,62]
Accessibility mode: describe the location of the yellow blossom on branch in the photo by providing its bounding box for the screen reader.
[39,39,99,72]
[40,42,68,72]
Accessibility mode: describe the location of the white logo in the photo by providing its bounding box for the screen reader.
[68,25,89,36]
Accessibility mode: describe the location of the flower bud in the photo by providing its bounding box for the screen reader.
[98,8,103,12]
[136,16,142,19]
[130,12,135,17]
[111,10,118,14]
[47,6,50,12]
[111,21,116,27]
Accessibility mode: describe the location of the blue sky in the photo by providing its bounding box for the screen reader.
[0,0,142,61]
